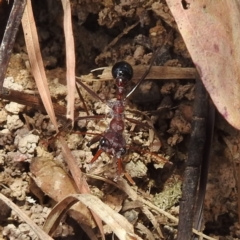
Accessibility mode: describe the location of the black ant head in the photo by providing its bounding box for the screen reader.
[112,61,133,81]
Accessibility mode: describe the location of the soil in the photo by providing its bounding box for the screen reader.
[0,0,239,240]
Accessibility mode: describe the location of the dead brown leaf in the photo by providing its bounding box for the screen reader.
[166,1,240,129]
[30,157,94,228]
[59,136,105,239]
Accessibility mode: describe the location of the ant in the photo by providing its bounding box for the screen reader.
[76,58,169,183]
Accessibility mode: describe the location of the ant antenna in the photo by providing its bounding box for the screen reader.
[125,47,161,99]
[125,32,173,99]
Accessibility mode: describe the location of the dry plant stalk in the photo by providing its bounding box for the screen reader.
[61,0,76,121]
[21,0,105,238]
[117,179,216,240]
[0,193,53,240]
[21,0,58,129]
[46,194,143,240]
[58,137,105,238]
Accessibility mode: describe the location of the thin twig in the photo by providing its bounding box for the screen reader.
[177,74,209,240]
[193,99,215,236]
[103,21,139,52]
[0,0,26,92]
[0,87,76,118]
[79,66,197,82]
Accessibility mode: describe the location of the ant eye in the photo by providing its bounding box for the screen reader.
[99,138,110,148]
[112,61,133,80]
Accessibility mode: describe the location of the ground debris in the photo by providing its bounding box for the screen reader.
[0,0,236,239]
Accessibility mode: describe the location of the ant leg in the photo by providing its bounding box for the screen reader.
[125,30,173,99]
[76,78,105,103]
[125,116,155,130]
[75,83,89,115]
[117,158,135,185]
[90,149,103,164]
[116,158,124,175]
[87,135,102,147]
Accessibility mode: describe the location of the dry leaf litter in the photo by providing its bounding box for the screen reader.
[0,0,238,239]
